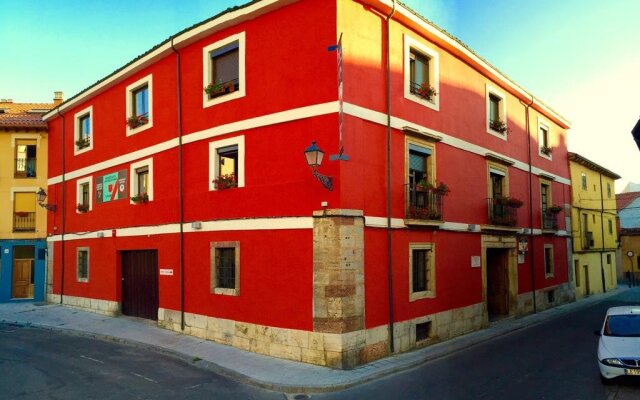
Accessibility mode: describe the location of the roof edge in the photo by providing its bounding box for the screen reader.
[568,152,621,180]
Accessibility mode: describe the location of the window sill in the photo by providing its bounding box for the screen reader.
[410,291,435,302]
[404,219,443,228]
[486,127,508,141]
[203,90,244,109]
[213,287,239,296]
[405,92,439,111]
[126,120,153,137]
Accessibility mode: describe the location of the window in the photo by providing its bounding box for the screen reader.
[76,176,93,213]
[607,182,612,198]
[540,181,556,230]
[209,136,245,191]
[544,245,554,277]
[608,219,613,235]
[540,183,549,214]
[74,106,93,155]
[415,321,432,343]
[538,118,552,158]
[13,191,36,232]
[126,75,153,135]
[487,163,514,226]
[210,241,240,296]
[486,85,508,138]
[582,213,590,249]
[406,140,439,219]
[203,32,246,108]
[129,158,154,203]
[574,260,580,287]
[404,35,439,111]
[607,254,612,264]
[409,243,435,301]
[581,173,587,190]
[77,248,89,282]
[14,139,37,178]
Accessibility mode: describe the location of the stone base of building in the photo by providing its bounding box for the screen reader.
[517,283,575,315]
[47,294,119,316]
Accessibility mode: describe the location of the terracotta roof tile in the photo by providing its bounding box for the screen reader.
[617,192,640,210]
[0,101,53,130]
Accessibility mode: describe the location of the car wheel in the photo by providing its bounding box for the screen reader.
[600,374,614,385]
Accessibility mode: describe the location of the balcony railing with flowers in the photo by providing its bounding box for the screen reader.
[405,181,448,221]
[13,211,35,232]
[543,205,562,230]
[409,81,437,102]
[126,113,149,129]
[488,197,521,227]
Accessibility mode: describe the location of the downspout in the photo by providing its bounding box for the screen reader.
[170,37,185,331]
[56,108,66,305]
[599,173,606,292]
[520,96,536,313]
[385,0,396,354]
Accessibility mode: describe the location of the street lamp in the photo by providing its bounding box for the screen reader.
[304,141,333,191]
[36,188,57,212]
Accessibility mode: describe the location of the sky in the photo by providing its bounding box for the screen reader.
[1,0,638,192]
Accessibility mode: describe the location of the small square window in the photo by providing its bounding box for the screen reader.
[486,85,508,138]
[416,321,432,343]
[404,35,439,111]
[210,241,240,296]
[77,248,89,282]
[606,254,612,264]
[209,136,244,191]
[129,158,153,203]
[76,176,93,213]
[544,245,554,277]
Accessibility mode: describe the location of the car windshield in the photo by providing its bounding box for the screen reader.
[604,314,640,337]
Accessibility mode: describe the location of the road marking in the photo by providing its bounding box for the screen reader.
[131,372,157,383]
[187,384,202,390]
[80,355,104,364]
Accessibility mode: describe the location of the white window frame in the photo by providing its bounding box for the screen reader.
[202,32,246,109]
[537,117,552,160]
[210,241,240,296]
[485,84,508,140]
[544,244,554,278]
[404,34,440,111]
[76,176,93,213]
[125,74,153,136]
[76,247,90,283]
[409,243,436,301]
[73,106,93,156]
[129,158,154,204]
[208,136,245,191]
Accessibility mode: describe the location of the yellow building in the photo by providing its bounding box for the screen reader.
[0,93,61,302]
[568,152,620,299]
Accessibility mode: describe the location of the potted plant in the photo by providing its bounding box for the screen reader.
[75,137,90,149]
[490,119,510,134]
[435,182,450,195]
[416,83,437,101]
[506,197,524,208]
[212,174,238,189]
[204,80,227,98]
[131,192,149,204]
[77,203,89,213]
[541,146,552,156]
[126,114,148,129]
[547,205,563,214]
[415,179,433,192]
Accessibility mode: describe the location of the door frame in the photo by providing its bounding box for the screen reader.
[482,235,518,320]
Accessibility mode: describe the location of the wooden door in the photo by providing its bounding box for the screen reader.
[487,249,509,317]
[12,259,32,299]
[121,250,158,320]
[584,265,590,295]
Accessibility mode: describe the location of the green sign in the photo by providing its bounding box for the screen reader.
[96,170,128,203]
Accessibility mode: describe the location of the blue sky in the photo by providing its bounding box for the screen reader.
[2,0,638,189]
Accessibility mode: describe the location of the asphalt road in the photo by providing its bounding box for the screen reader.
[0,323,282,400]
[316,289,640,400]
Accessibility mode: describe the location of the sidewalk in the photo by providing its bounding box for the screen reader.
[0,286,634,394]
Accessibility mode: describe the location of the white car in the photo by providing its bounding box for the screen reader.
[597,306,640,383]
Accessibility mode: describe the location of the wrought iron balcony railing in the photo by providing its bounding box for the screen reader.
[406,183,444,221]
[13,212,36,232]
[488,197,518,227]
[542,211,559,230]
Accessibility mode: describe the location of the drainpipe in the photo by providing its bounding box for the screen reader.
[599,173,606,292]
[56,108,66,305]
[170,37,185,331]
[385,0,396,354]
[520,96,536,313]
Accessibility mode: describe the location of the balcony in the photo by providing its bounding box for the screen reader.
[583,231,594,250]
[405,183,444,222]
[14,157,36,178]
[488,197,518,227]
[13,212,35,232]
[542,211,559,230]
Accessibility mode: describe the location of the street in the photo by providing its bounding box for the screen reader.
[1,291,640,399]
[316,289,640,400]
[0,323,282,400]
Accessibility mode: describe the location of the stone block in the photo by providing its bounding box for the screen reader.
[269,343,301,362]
[233,336,252,351]
[301,348,326,365]
[308,333,325,350]
[359,341,388,364]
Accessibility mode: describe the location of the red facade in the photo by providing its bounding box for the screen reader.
[44,0,573,367]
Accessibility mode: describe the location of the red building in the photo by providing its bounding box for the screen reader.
[44,0,573,368]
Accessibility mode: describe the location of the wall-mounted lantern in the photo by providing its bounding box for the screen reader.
[304,141,333,191]
[36,188,57,212]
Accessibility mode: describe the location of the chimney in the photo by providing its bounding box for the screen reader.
[0,99,13,103]
[53,91,64,106]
